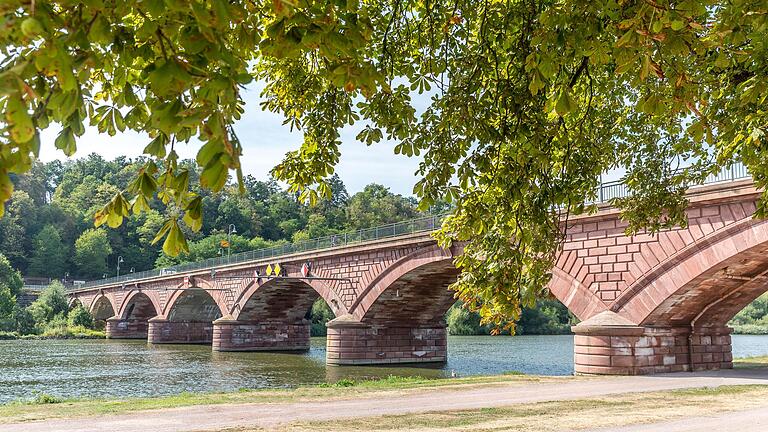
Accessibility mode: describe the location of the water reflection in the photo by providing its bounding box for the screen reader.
[1,334,766,404]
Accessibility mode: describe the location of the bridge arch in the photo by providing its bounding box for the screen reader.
[67,297,84,310]
[614,217,768,328]
[90,295,116,321]
[148,287,225,344]
[107,290,162,339]
[350,243,458,323]
[547,266,605,321]
[231,267,342,320]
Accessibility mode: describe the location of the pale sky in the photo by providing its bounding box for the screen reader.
[37,83,423,196]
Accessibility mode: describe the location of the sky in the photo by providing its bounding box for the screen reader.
[36,83,424,196]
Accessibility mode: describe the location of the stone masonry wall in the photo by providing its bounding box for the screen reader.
[212,320,310,351]
[326,323,447,365]
[148,320,214,344]
[574,326,732,375]
[106,318,150,339]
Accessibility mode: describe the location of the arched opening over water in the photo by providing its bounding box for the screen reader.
[360,259,459,326]
[160,288,224,344]
[117,292,159,339]
[90,296,116,329]
[237,278,336,338]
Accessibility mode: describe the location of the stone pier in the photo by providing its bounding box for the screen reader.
[212,318,310,351]
[326,316,447,365]
[148,318,214,344]
[572,312,733,375]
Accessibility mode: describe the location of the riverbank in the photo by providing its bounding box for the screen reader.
[2,366,768,432]
[0,327,105,340]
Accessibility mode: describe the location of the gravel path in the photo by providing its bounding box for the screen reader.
[3,369,768,432]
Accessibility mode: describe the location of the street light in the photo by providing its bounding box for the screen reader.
[227,224,237,258]
[116,256,124,277]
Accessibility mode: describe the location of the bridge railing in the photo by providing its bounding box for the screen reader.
[75,162,752,291]
[74,213,446,290]
[595,162,750,203]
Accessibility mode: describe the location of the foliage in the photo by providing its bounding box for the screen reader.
[27,281,68,327]
[2,1,765,328]
[28,225,67,278]
[446,300,574,336]
[10,305,35,335]
[67,305,93,329]
[310,298,335,336]
[73,229,113,279]
[730,293,768,334]
[0,253,23,297]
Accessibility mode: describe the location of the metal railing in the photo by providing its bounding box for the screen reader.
[73,213,445,290]
[595,162,750,203]
[74,162,752,291]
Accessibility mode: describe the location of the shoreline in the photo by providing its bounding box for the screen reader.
[1,368,768,431]
[1,356,766,412]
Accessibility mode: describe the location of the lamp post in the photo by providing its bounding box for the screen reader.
[227,224,237,258]
[116,256,124,277]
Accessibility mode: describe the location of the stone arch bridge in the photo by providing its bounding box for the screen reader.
[70,178,765,374]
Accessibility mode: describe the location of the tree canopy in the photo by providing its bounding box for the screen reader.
[1,1,766,328]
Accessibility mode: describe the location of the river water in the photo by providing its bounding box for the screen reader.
[1,335,767,404]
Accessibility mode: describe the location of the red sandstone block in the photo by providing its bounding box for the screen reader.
[598,238,616,247]
[575,335,611,347]
[598,255,617,264]
[617,253,633,262]
[589,247,608,256]
[575,353,612,367]
[611,356,637,367]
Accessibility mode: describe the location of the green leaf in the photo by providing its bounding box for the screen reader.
[54,128,77,156]
[555,86,577,117]
[5,95,34,143]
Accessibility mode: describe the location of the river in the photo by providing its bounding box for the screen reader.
[2,335,768,404]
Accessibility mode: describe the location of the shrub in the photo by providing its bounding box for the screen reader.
[27,281,68,327]
[67,305,93,329]
[11,305,36,335]
[310,298,335,336]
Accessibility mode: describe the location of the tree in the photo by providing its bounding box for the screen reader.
[73,229,112,279]
[0,253,23,298]
[67,305,94,329]
[346,184,417,230]
[28,225,68,278]
[27,281,68,326]
[1,2,766,328]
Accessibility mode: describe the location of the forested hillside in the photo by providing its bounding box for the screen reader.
[0,154,424,280]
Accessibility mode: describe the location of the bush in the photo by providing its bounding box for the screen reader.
[446,303,491,335]
[67,305,93,329]
[27,281,68,328]
[11,305,36,335]
[310,298,335,336]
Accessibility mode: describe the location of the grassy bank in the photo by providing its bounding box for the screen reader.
[0,373,551,424]
[0,326,105,340]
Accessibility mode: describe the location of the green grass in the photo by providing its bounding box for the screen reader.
[0,373,547,424]
[0,326,105,340]
[734,355,768,369]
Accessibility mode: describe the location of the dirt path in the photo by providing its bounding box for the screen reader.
[583,405,768,432]
[4,369,768,432]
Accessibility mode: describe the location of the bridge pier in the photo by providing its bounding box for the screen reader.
[106,317,151,339]
[148,318,214,344]
[326,315,447,365]
[572,312,732,375]
[212,318,310,351]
